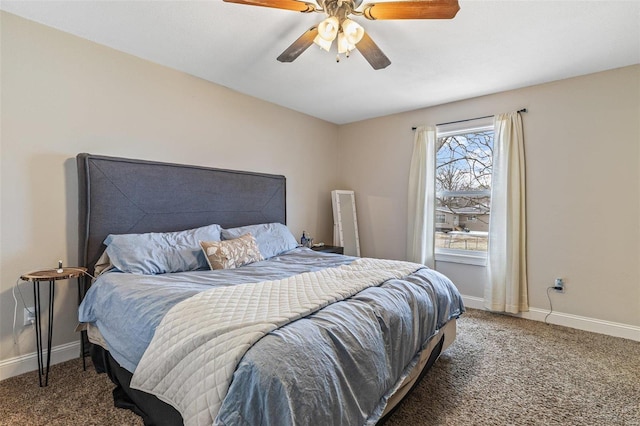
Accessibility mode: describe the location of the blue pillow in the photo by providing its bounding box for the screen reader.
[221,223,298,259]
[104,224,222,274]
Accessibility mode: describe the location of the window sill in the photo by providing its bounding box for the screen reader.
[435,249,487,266]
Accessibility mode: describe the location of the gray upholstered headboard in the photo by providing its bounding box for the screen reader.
[77,153,286,274]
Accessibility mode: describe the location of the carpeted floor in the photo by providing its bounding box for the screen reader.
[1,309,638,425]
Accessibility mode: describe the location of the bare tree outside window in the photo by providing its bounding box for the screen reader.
[435,130,493,252]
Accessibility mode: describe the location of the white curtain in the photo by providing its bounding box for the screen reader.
[407,126,437,267]
[485,111,528,313]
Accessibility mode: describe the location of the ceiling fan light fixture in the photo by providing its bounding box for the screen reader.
[337,32,355,54]
[317,16,339,41]
[313,33,333,51]
[314,16,340,51]
[341,18,364,45]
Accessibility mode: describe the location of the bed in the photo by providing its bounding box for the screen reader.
[76,153,464,426]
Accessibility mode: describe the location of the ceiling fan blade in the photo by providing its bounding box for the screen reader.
[356,32,391,70]
[223,0,317,13]
[362,0,460,20]
[277,27,319,63]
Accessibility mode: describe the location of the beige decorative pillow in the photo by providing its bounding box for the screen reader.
[199,233,264,270]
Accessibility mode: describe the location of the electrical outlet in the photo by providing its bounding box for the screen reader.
[23,307,36,326]
[554,278,564,293]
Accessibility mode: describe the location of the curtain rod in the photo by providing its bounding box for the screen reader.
[411,108,528,131]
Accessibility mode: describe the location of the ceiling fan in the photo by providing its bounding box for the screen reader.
[223,0,460,70]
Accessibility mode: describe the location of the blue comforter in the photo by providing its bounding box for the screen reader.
[79,248,464,425]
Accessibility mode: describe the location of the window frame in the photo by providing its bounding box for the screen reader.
[434,118,494,266]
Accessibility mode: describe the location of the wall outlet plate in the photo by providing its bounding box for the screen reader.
[23,307,36,326]
[554,278,564,292]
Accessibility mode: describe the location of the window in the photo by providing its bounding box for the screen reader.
[435,121,494,265]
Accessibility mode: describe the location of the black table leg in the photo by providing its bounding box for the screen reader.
[33,280,56,387]
[45,280,55,386]
[33,281,43,387]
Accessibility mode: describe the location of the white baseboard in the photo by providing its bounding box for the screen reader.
[0,341,81,381]
[462,295,640,342]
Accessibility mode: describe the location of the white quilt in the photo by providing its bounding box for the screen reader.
[129,257,422,425]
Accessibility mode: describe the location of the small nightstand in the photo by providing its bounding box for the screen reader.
[311,245,344,255]
[20,267,87,387]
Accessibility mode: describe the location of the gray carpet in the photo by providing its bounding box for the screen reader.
[1,309,638,425]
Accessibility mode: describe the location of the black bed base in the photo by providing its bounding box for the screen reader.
[91,335,444,426]
[91,344,183,426]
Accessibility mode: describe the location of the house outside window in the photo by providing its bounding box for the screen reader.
[435,119,494,265]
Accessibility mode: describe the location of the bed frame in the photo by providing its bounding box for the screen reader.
[76,153,453,425]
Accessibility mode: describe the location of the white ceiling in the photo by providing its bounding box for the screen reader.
[2,0,639,124]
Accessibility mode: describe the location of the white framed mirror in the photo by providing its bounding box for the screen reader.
[331,190,361,257]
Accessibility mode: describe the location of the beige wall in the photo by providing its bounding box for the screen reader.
[338,65,640,327]
[0,12,339,363]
